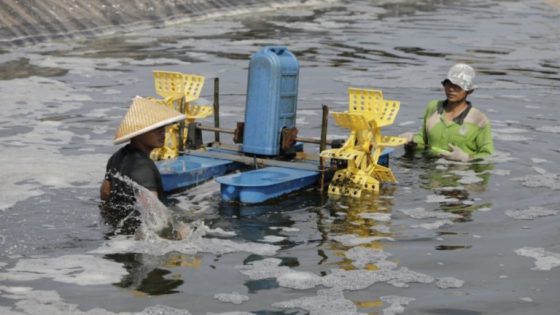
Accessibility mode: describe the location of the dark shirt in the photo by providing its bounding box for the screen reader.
[101,144,164,234]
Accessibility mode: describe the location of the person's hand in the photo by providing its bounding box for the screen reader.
[441,144,471,162]
[398,132,415,144]
[171,222,190,240]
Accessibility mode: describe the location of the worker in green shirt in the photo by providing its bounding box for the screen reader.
[401,63,494,161]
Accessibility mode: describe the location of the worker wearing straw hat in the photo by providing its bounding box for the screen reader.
[100,96,185,235]
[400,63,494,161]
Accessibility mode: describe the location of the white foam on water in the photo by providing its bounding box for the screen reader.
[370,225,391,234]
[276,271,323,290]
[207,312,255,315]
[0,285,193,315]
[28,54,157,77]
[139,305,193,315]
[206,227,236,238]
[296,116,309,125]
[269,226,300,233]
[91,232,279,257]
[358,212,391,222]
[493,134,533,141]
[0,77,106,210]
[488,151,517,163]
[514,247,560,271]
[321,267,434,290]
[332,234,394,246]
[397,121,415,126]
[520,297,534,302]
[425,195,459,203]
[505,207,558,220]
[380,296,415,315]
[411,220,454,230]
[0,254,127,285]
[512,168,560,190]
[488,169,511,176]
[493,127,528,134]
[435,277,465,289]
[399,208,461,220]
[536,125,560,133]
[531,158,547,164]
[272,288,365,315]
[344,246,393,269]
[236,258,322,290]
[261,235,286,243]
[1,77,90,118]
[237,258,292,281]
[450,170,484,184]
[127,58,190,66]
[213,292,249,305]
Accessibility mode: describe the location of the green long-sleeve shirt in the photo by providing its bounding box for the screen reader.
[412,100,494,159]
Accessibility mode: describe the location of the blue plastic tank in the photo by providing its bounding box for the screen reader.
[243,46,299,156]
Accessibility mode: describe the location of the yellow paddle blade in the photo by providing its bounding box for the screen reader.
[153,71,205,102]
[349,87,384,114]
[348,87,400,127]
[332,112,370,130]
[378,135,408,147]
[320,148,341,159]
[370,164,397,183]
[186,105,213,121]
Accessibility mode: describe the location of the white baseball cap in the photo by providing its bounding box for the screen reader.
[444,63,476,91]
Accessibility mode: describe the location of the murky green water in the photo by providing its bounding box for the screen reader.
[1,0,559,314]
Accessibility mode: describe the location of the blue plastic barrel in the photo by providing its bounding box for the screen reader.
[243,46,299,156]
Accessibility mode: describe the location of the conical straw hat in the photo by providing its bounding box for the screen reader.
[113,96,186,145]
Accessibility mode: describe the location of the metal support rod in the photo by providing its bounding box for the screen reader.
[213,77,220,143]
[198,125,235,134]
[319,104,329,192]
[196,125,335,145]
[295,137,333,146]
[178,96,186,154]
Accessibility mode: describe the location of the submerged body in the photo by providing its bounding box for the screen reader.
[99,97,188,238]
[100,144,164,234]
[403,64,494,161]
[412,99,494,159]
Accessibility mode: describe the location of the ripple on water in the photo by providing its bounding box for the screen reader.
[536,126,560,133]
[505,206,558,220]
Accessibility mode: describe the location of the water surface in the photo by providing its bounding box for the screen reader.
[1,0,559,314]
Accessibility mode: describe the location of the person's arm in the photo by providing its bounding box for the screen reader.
[100,179,111,201]
[411,100,441,150]
[129,160,162,199]
[472,122,494,159]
